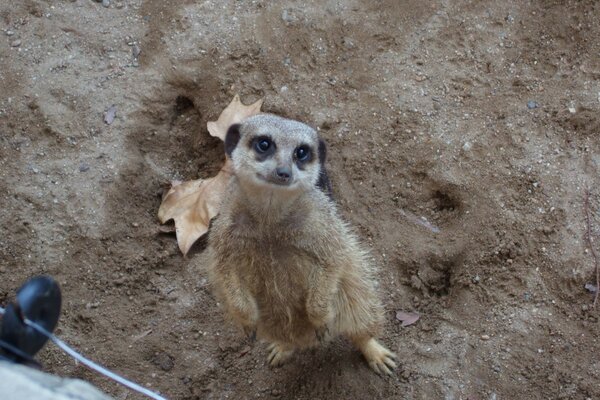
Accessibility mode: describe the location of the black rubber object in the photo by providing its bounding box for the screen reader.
[0,275,61,366]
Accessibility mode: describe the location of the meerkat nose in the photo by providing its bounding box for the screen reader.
[275,167,292,183]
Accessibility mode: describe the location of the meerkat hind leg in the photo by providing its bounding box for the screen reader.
[267,342,295,367]
[351,335,398,375]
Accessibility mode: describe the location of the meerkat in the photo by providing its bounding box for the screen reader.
[206,114,397,374]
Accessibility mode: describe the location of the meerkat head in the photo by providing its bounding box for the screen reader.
[224,114,327,194]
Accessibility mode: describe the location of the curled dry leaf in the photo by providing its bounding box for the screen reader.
[158,160,233,255]
[207,94,263,140]
[395,310,420,327]
[158,95,263,255]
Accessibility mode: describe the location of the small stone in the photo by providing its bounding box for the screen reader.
[79,162,90,172]
[85,302,100,309]
[342,37,355,49]
[462,141,473,151]
[102,0,110,7]
[131,222,139,227]
[271,389,281,397]
[471,275,480,284]
[281,9,297,24]
[415,75,426,82]
[527,100,538,109]
[5,30,14,36]
[115,2,124,8]
[10,39,21,47]
[132,44,141,58]
[153,352,174,372]
[481,334,490,340]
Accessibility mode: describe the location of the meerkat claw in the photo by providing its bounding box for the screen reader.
[315,325,330,343]
[267,343,294,367]
[354,337,397,375]
[243,326,257,342]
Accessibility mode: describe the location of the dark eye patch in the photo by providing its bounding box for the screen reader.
[250,135,276,161]
[294,144,313,169]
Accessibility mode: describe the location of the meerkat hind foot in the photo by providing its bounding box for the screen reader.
[267,343,294,367]
[354,336,398,375]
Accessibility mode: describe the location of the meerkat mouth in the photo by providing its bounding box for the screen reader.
[256,173,295,187]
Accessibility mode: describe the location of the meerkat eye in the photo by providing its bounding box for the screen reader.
[255,137,272,153]
[295,145,311,162]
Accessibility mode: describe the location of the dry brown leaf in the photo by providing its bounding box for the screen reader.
[158,95,263,255]
[207,94,263,140]
[158,159,233,255]
[395,310,420,327]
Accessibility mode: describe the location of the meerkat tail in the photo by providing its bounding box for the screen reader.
[350,335,398,375]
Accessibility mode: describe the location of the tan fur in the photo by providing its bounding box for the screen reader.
[207,114,397,374]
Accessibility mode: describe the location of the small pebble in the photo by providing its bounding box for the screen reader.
[462,141,473,151]
[10,39,21,47]
[471,275,480,284]
[481,334,490,340]
[132,44,141,58]
[102,0,110,7]
[79,162,90,172]
[5,30,14,36]
[527,100,538,109]
[342,37,355,49]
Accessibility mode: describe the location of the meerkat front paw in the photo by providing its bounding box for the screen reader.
[267,343,294,367]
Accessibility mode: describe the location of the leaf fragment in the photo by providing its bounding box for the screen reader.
[395,311,420,327]
[207,94,263,140]
[158,160,233,255]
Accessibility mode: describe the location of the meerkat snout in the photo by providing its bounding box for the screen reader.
[274,167,292,184]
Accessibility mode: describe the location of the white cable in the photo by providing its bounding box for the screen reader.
[0,305,167,400]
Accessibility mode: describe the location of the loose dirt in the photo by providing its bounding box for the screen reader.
[1,1,599,399]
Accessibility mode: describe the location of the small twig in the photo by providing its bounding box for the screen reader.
[584,188,599,307]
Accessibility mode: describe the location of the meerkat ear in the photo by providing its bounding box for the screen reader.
[316,139,333,198]
[224,124,241,156]
[318,139,327,164]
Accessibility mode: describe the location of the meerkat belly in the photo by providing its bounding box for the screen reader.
[238,243,317,344]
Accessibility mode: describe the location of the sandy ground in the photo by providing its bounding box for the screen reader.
[1,0,600,399]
